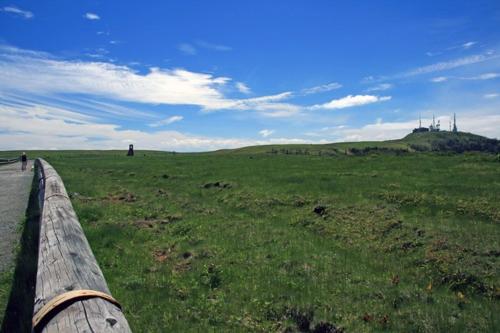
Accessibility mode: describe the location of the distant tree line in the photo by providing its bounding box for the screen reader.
[410,137,500,153]
[267,148,338,156]
[265,136,500,157]
[348,147,410,156]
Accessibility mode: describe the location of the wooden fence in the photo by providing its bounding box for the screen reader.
[0,157,20,165]
[32,158,131,332]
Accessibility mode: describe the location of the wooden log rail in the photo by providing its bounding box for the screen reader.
[33,158,131,332]
[0,157,20,165]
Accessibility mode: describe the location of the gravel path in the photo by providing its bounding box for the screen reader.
[0,161,33,273]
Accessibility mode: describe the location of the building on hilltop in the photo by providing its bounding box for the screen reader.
[412,114,430,133]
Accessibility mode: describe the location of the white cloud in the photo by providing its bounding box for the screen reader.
[1,6,33,19]
[195,41,232,52]
[431,73,499,83]
[311,95,391,110]
[484,93,498,99]
[257,106,302,118]
[430,76,448,83]
[339,120,416,141]
[404,54,496,77]
[304,125,347,137]
[84,47,109,59]
[426,51,442,57]
[178,43,197,55]
[2,98,498,151]
[0,45,308,119]
[361,75,376,83]
[427,41,476,57]
[259,129,275,138]
[366,83,393,92]
[462,41,477,49]
[0,104,316,151]
[302,82,342,95]
[0,46,231,109]
[368,52,498,83]
[308,113,500,142]
[84,12,100,20]
[464,73,499,80]
[0,92,155,125]
[236,82,251,94]
[241,92,292,103]
[149,115,183,127]
[225,92,302,117]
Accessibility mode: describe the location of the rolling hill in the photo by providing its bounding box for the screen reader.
[220,131,500,156]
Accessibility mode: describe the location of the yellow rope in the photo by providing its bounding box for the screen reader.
[32,289,121,330]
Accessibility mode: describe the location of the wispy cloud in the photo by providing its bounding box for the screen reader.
[84,47,109,59]
[1,6,33,19]
[430,76,448,83]
[461,41,477,49]
[0,103,318,151]
[367,52,498,83]
[195,41,232,52]
[236,82,251,94]
[242,92,293,103]
[226,92,301,118]
[463,73,499,80]
[484,93,498,99]
[426,41,477,57]
[0,45,231,108]
[178,43,197,55]
[301,82,342,95]
[259,129,275,137]
[366,83,393,92]
[178,41,232,55]
[306,114,500,142]
[403,54,495,77]
[426,51,442,57]
[431,72,499,83]
[0,45,306,119]
[149,115,183,127]
[84,12,100,20]
[311,95,391,110]
[1,90,154,121]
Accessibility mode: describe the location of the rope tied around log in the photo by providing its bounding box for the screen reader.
[43,193,70,201]
[32,289,122,331]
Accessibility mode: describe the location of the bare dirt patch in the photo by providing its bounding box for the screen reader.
[153,246,175,263]
[202,181,232,189]
[104,192,137,203]
[134,213,182,229]
[313,205,327,217]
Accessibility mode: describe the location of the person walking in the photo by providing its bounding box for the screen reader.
[21,152,27,171]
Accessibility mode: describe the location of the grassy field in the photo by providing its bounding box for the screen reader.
[0,136,499,332]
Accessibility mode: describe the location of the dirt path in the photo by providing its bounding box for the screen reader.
[0,161,33,273]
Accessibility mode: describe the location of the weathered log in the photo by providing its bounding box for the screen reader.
[0,157,20,165]
[33,158,131,332]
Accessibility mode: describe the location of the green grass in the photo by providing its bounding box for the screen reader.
[0,269,12,327]
[0,146,499,332]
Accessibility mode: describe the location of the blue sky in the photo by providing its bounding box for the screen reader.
[1,1,499,151]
